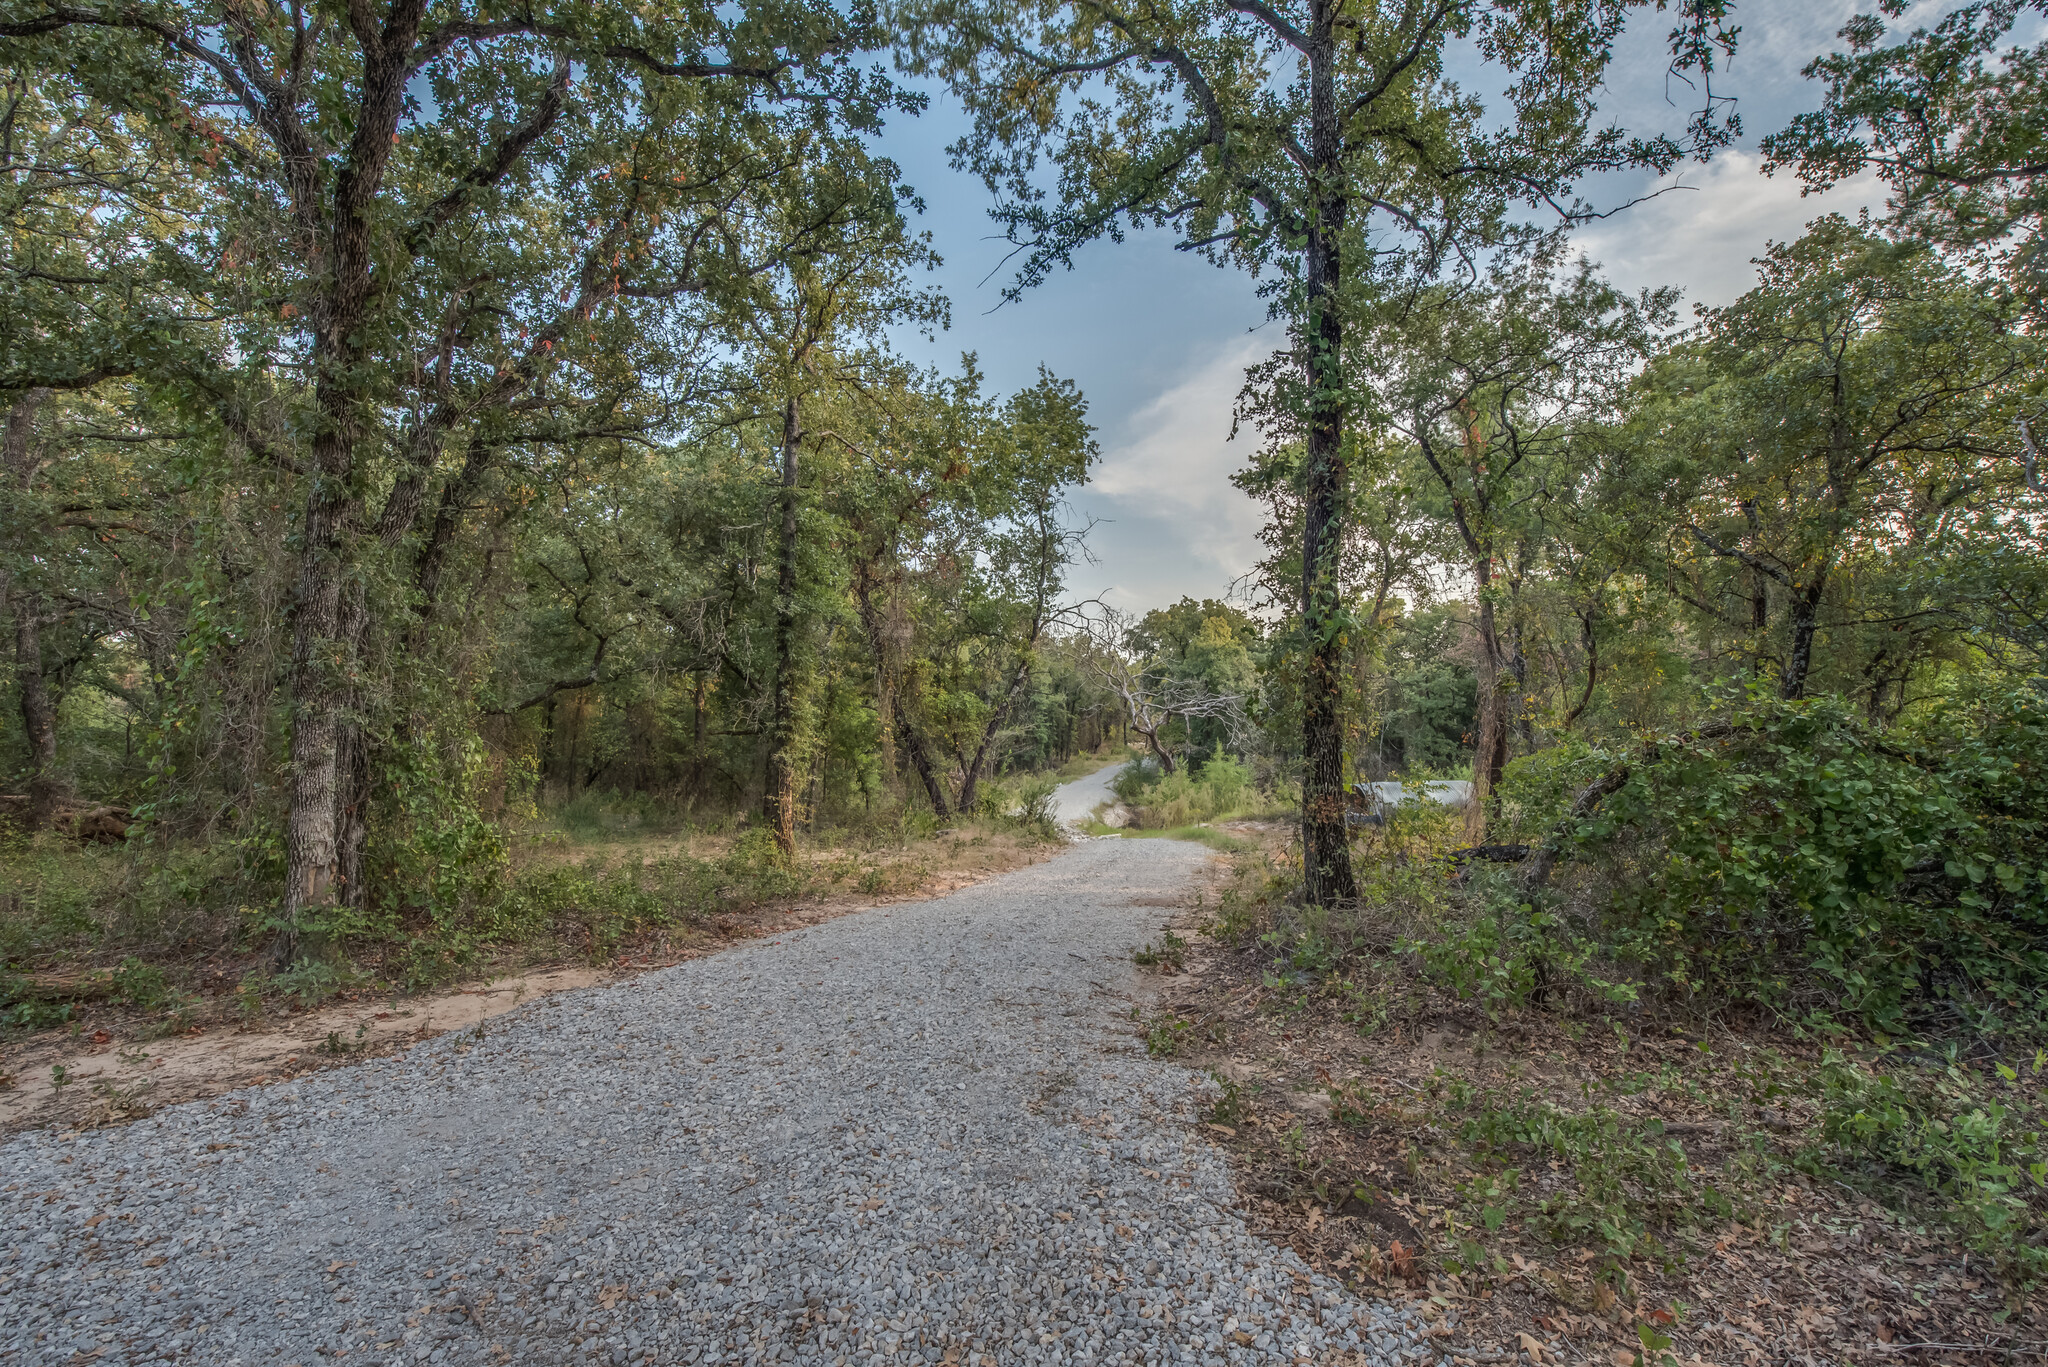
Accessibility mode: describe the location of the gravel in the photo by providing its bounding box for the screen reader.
[0,833,1424,1366]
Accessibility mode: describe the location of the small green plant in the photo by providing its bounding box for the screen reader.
[49,1063,70,1091]
[1131,929,1188,972]
[111,957,173,1010]
[270,957,358,1008]
[1447,1080,1740,1261]
[1814,1049,2048,1286]
[3,997,74,1030]
[1206,1071,1253,1127]
[1143,1013,1191,1057]
[87,1076,154,1124]
[233,976,265,1021]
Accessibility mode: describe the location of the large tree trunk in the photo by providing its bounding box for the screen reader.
[1137,722,1177,776]
[15,596,57,828]
[1298,2,1357,905]
[3,391,59,828]
[280,475,354,962]
[763,394,803,857]
[276,0,430,967]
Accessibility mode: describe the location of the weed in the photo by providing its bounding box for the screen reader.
[2,996,74,1031]
[1132,929,1188,972]
[1115,757,1257,829]
[49,1063,70,1092]
[1814,1049,2048,1286]
[1445,1081,1740,1260]
[1142,1013,1191,1057]
[1207,1071,1254,1127]
[110,956,173,1010]
[270,957,361,1009]
[87,1076,154,1124]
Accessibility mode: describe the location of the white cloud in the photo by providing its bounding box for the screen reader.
[1070,335,1280,611]
[1575,151,1886,311]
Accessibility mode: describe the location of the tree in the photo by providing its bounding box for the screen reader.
[1082,604,1252,775]
[708,162,944,856]
[1631,215,2039,708]
[1764,0,2048,312]
[1380,239,1667,837]
[3,0,917,959]
[903,0,1737,903]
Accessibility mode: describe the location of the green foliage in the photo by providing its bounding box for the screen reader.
[109,957,171,1011]
[1816,1050,2048,1285]
[1114,756,1257,829]
[1131,928,1187,971]
[1446,1079,1738,1261]
[1142,1013,1191,1057]
[1545,686,2048,1027]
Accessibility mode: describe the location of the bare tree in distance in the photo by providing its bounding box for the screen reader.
[1077,606,1252,776]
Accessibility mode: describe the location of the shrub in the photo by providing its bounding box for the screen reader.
[1116,755,1258,829]
[1520,684,2048,1028]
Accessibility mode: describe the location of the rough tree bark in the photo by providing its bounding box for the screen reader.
[4,391,58,827]
[1298,0,1358,905]
[763,393,803,856]
[276,0,435,966]
[853,574,950,817]
[1464,581,1505,845]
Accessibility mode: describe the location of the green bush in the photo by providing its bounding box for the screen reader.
[1446,1079,1738,1260]
[1115,755,1257,828]
[1524,684,2048,1028]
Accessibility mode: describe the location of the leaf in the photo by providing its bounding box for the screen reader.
[1517,1331,1545,1362]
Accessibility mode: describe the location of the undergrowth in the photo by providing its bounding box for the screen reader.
[1195,693,2048,1296]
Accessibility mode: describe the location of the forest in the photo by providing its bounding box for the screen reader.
[3,0,2048,1352]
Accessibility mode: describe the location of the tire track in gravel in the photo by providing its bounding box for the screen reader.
[0,835,1426,1367]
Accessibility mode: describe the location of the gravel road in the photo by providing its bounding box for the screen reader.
[0,823,1424,1367]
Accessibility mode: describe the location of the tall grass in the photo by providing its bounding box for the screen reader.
[1113,755,1260,828]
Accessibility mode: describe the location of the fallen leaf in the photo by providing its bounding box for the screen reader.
[1206,1124,1236,1137]
[1877,1325,1895,1344]
[1648,1308,1675,1325]
[1517,1331,1545,1363]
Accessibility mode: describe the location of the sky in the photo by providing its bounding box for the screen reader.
[880,2,1911,613]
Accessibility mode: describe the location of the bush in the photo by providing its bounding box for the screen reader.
[1519,684,2048,1028]
[1116,755,1258,829]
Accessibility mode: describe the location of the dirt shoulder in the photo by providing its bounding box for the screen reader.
[1132,826,2041,1367]
[0,826,1065,1138]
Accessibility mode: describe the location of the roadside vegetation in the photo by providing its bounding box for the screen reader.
[1133,682,2048,1361]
